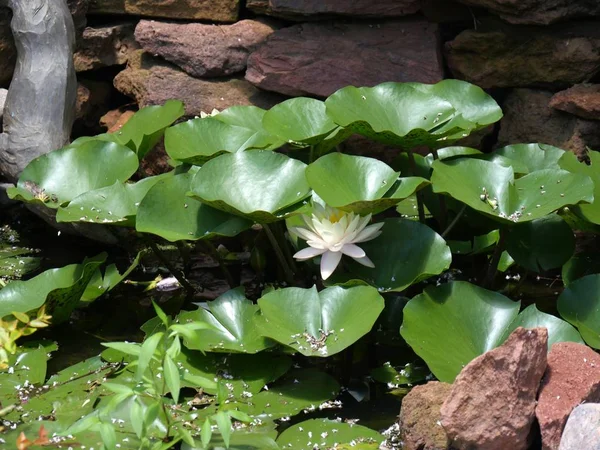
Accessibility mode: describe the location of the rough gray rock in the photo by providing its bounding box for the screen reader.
[246,19,443,98]
[441,327,548,450]
[559,404,600,450]
[497,89,600,160]
[445,19,600,89]
[114,51,286,117]
[74,22,139,72]
[0,0,77,183]
[456,0,600,25]
[135,19,277,78]
[399,381,452,450]
[0,87,7,123]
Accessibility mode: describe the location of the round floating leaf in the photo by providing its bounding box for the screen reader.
[328,218,451,292]
[0,253,106,323]
[190,151,311,223]
[505,214,575,272]
[255,285,384,357]
[370,362,429,386]
[501,304,583,350]
[431,158,594,224]
[559,150,600,224]
[277,419,384,450]
[136,172,251,241]
[110,99,185,158]
[492,143,565,174]
[306,153,429,214]
[325,80,501,149]
[176,288,276,353]
[558,274,600,348]
[219,369,340,420]
[402,281,581,382]
[7,140,138,208]
[263,97,338,146]
[214,105,285,150]
[562,253,600,286]
[401,282,521,382]
[448,230,499,255]
[56,174,169,226]
[165,116,274,165]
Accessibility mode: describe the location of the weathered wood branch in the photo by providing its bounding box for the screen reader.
[0,0,77,183]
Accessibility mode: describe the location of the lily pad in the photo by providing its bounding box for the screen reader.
[505,214,575,272]
[263,97,338,146]
[558,274,600,348]
[562,253,600,286]
[0,246,40,280]
[325,80,501,149]
[491,143,565,174]
[0,254,106,323]
[559,150,600,225]
[7,140,139,208]
[214,105,285,150]
[176,288,276,353]
[402,281,582,382]
[370,362,429,387]
[189,150,311,223]
[81,252,142,303]
[328,218,451,292]
[255,285,384,357]
[431,158,594,224]
[136,172,252,241]
[56,174,169,226]
[165,116,276,165]
[277,419,384,450]
[110,99,185,158]
[448,230,499,255]
[306,153,429,214]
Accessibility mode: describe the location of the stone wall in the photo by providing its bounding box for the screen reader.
[2,0,600,160]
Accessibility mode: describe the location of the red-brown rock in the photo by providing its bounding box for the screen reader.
[73,79,114,136]
[246,19,443,98]
[74,23,139,72]
[550,84,600,121]
[536,342,600,450]
[88,0,239,22]
[497,89,600,160]
[441,327,548,450]
[445,20,600,89]
[400,381,452,450]
[135,19,278,78]
[114,51,286,117]
[246,0,419,19]
[455,0,600,25]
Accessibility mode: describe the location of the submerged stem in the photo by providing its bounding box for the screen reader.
[483,228,507,289]
[441,204,467,238]
[146,238,195,297]
[430,147,448,230]
[264,223,295,284]
[406,149,426,224]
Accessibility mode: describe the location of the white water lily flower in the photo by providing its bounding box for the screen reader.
[291,204,383,280]
[199,108,220,119]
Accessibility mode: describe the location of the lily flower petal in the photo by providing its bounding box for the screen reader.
[320,251,343,280]
[353,222,384,243]
[353,254,375,268]
[291,227,321,243]
[294,246,327,260]
[341,243,366,258]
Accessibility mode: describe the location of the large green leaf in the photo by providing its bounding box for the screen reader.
[491,143,565,174]
[505,214,575,272]
[401,281,582,382]
[0,254,106,323]
[277,419,384,450]
[0,246,40,280]
[214,105,285,150]
[562,253,600,286]
[136,172,251,241]
[219,368,339,420]
[56,174,169,226]
[255,285,384,357]
[0,343,54,401]
[7,140,139,208]
[306,153,428,214]
[559,150,600,225]
[558,274,600,348]
[325,80,501,149]
[111,100,185,158]
[431,158,594,224]
[328,218,451,292]
[176,288,276,353]
[262,97,338,146]
[189,151,311,223]
[165,117,277,165]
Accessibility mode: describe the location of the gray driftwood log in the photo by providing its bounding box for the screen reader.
[0,0,77,183]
